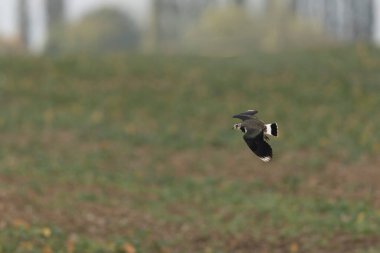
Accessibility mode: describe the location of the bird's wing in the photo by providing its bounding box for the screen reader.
[232,110,258,121]
[243,131,272,162]
[243,127,261,139]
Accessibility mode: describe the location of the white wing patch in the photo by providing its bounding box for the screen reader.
[260,157,271,162]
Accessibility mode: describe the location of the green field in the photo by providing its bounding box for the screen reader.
[1,46,380,252]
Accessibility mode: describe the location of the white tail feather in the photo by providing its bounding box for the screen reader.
[265,123,278,137]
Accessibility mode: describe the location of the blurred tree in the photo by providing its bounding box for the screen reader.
[324,0,338,37]
[45,0,65,53]
[291,0,374,42]
[149,0,214,52]
[184,4,328,56]
[234,0,245,6]
[152,0,179,50]
[47,7,140,54]
[151,0,162,50]
[265,0,295,14]
[18,0,30,50]
[47,0,64,26]
[152,0,191,51]
[351,0,373,41]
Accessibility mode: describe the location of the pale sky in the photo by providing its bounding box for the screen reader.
[0,0,17,37]
[0,0,151,52]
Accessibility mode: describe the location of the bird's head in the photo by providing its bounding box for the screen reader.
[233,123,241,130]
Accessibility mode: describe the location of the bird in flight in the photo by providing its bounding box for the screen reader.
[233,110,278,162]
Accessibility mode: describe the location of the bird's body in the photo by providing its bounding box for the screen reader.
[233,110,278,162]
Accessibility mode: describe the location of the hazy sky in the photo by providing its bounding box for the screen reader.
[0,0,150,51]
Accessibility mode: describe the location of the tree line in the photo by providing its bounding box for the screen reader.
[15,0,375,53]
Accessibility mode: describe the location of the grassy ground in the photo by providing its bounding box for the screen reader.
[1,46,380,252]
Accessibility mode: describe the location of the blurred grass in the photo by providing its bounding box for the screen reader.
[0,46,380,252]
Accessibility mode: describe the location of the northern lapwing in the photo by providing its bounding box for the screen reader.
[233,110,278,162]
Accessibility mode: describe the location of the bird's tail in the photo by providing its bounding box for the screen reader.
[265,123,278,137]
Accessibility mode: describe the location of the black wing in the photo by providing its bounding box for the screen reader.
[243,131,272,162]
[232,110,258,121]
